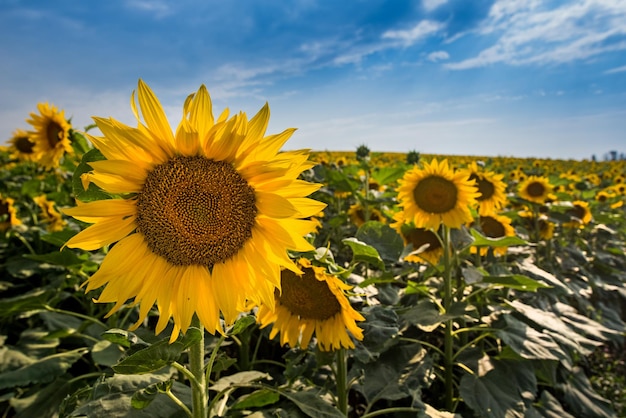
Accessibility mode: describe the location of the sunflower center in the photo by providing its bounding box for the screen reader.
[46,122,64,148]
[475,176,495,201]
[136,156,257,267]
[278,268,342,321]
[567,205,586,221]
[480,216,505,238]
[15,136,35,154]
[412,175,458,214]
[526,181,545,197]
[406,228,441,251]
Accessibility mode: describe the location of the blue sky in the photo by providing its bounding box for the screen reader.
[1,0,625,160]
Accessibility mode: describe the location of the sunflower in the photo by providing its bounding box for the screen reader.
[8,129,37,162]
[62,80,325,341]
[472,214,516,256]
[33,195,66,232]
[538,217,555,240]
[391,212,442,265]
[518,175,554,204]
[348,203,386,227]
[397,158,479,230]
[0,196,21,231]
[563,200,592,228]
[462,162,507,216]
[256,258,364,351]
[26,103,73,168]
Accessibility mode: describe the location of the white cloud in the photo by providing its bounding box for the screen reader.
[427,50,450,62]
[605,64,626,74]
[125,0,172,18]
[446,0,626,69]
[382,20,444,47]
[423,0,448,12]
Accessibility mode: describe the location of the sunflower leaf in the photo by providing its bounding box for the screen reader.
[342,237,384,270]
[112,339,187,375]
[231,388,280,410]
[470,228,527,247]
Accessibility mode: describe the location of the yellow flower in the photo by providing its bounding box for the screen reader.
[26,103,73,168]
[0,196,21,231]
[33,195,65,232]
[257,258,364,351]
[8,129,37,162]
[563,200,592,228]
[63,80,325,341]
[518,175,554,204]
[462,162,508,216]
[397,158,479,230]
[391,212,442,265]
[538,217,555,240]
[348,203,386,228]
[472,214,516,256]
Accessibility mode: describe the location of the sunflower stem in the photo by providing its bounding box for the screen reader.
[442,225,454,411]
[335,347,349,416]
[189,316,208,418]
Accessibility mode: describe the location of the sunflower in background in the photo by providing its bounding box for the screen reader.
[472,213,516,256]
[7,129,38,162]
[391,212,443,265]
[0,196,21,232]
[348,203,386,227]
[563,200,592,228]
[63,80,325,341]
[397,158,479,230]
[256,258,364,351]
[33,195,66,232]
[518,175,554,204]
[26,103,73,169]
[462,162,507,216]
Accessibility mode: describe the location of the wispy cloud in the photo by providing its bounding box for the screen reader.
[382,20,444,47]
[446,0,626,69]
[605,64,626,74]
[125,0,173,18]
[427,50,450,62]
[422,0,448,12]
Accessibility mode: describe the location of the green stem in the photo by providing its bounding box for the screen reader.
[442,225,454,412]
[361,407,422,418]
[206,334,226,384]
[189,316,207,418]
[335,348,348,416]
[166,389,193,418]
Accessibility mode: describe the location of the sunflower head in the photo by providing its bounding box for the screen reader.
[472,214,516,256]
[348,203,386,228]
[63,80,325,341]
[257,258,364,351]
[518,175,554,204]
[8,129,37,162]
[26,103,73,169]
[33,195,65,232]
[397,158,479,230]
[391,211,442,265]
[563,200,592,228]
[0,196,21,231]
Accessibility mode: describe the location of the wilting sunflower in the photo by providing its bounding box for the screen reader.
[397,158,479,230]
[472,214,516,256]
[0,196,21,231]
[391,212,443,265]
[563,200,592,228]
[8,129,37,162]
[26,103,73,169]
[518,176,554,204]
[462,162,508,216]
[63,80,325,341]
[33,195,66,232]
[348,203,386,227]
[257,258,364,351]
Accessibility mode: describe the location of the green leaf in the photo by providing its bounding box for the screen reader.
[353,306,399,363]
[558,367,615,418]
[232,388,280,410]
[531,390,576,418]
[0,290,50,319]
[481,275,551,291]
[38,229,79,248]
[460,358,536,418]
[101,329,146,348]
[277,389,345,418]
[342,237,384,270]
[72,148,111,202]
[91,340,124,367]
[112,338,188,375]
[0,348,87,390]
[70,130,92,155]
[470,228,527,247]
[515,260,571,294]
[495,315,569,362]
[10,376,77,418]
[24,250,86,267]
[355,221,404,264]
[209,371,270,392]
[228,315,256,336]
[131,379,173,410]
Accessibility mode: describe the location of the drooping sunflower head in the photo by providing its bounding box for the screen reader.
[33,195,66,232]
[257,258,364,351]
[518,175,554,204]
[8,129,37,162]
[391,211,442,265]
[0,196,21,231]
[26,103,73,169]
[348,203,386,228]
[397,158,479,230]
[472,214,516,256]
[63,80,326,341]
[563,200,592,228]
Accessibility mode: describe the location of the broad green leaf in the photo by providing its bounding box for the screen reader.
[0,348,87,390]
[112,339,188,375]
[70,130,92,154]
[91,340,124,367]
[558,367,615,418]
[515,260,571,294]
[228,315,256,336]
[530,390,576,418]
[39,229,80,248]
[24,250,86,267]
[277,389,345,418]
[10,376,76,418]
[71,148,111,202]
[401,299,470,332]
[470,228,527,247]
[0,290,50,319]
[131,379,173,409]
[356,221,404,264]
[495,315,569,362]
[102,329,145,348]
[481,275,551,291]
[209,371,270,392]
[460,358,536,418]
[342,237,384,270]
[232,388,280,410]
[353,306,399,363]
[371,166,406,186]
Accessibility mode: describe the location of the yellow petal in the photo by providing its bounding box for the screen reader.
[137,80,176,148]
[62,199,136,223]
[65,217,136,251]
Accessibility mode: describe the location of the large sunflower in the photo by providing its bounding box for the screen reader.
[0,196,21,231]
[26,103,73,169]
[8,129,37,162]
[257,258,364,351]
[518,175,554,204]
[462,162,508,216]
[63,80,326,341]
[397,158,479,230]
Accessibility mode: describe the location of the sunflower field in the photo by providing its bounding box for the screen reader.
[1,83,625,418]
